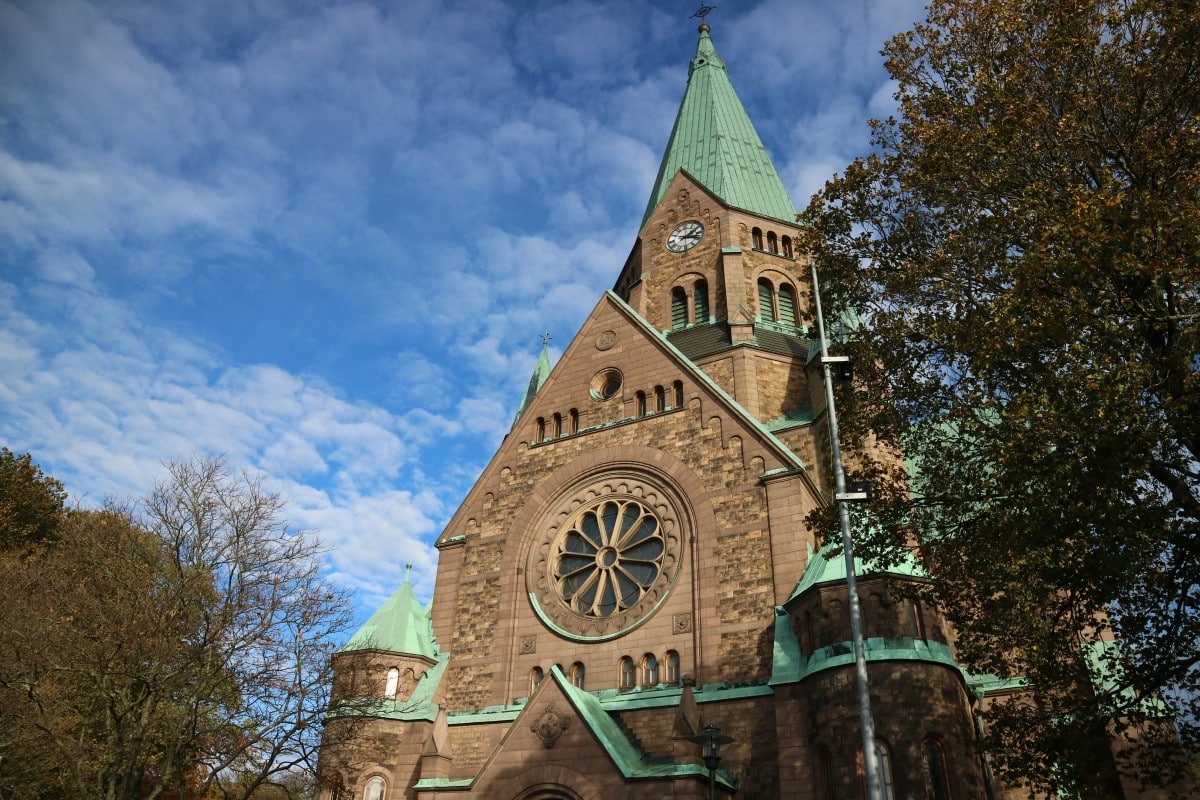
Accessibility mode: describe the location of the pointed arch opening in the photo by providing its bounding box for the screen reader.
[384,667,399,699]
[766,231,778,253]
[752,227,764,250]
[530,666,544,695]
[570,662,585,689]
[781,235,794,258]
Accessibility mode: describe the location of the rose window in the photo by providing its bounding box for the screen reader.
[553,499,665,618]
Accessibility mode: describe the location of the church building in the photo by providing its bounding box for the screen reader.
[316,21,1164,800]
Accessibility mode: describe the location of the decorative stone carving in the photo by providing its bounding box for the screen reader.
[673,612,693,634]
[519,635,537,655]
[531,703,571,749]
[595,330,617,351]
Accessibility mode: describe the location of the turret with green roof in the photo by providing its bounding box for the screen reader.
[342,566,437,660]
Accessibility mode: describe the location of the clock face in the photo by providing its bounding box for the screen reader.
[666,220,704,252]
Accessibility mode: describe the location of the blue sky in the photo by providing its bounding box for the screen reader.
[0,0,925,624]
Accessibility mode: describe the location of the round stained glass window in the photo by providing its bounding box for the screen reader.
[525,471,687,641]
[555,499,665,618]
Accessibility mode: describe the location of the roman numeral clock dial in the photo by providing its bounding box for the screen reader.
[666,220,704,252]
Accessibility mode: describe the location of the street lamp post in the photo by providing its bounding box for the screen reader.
[810,261,885,800]
[689,723,733,800]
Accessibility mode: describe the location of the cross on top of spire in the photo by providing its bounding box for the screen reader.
[690,3,717,29]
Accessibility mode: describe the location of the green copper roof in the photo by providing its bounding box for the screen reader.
[789,531,928,603]
[642,25,797,225]
[511,337,552,428]
[341,568,437,659]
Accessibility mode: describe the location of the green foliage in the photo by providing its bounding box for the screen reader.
[802,0,1199,794]
[0,447,66,553]
[0,455,354,800]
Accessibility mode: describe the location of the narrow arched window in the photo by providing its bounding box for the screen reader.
[818,745,836,800]
[781,235,793,258]
[384,667,399,699]
[923,738,951,800]
[636,391,647,417]
[694,279,709,323]
[569,408,579,434]
[619,657,635,690]
[536,417,546,442]
[802,610,815,653]
[758,278,776,322]
[364,777,386,800]
[570,662,585,689]
[767,231,778,253]
[530,666,544,695]
[673,380,684,408]
[553,413,563,438]
[671,286,688,329]
[641,653,658,686]
[654,385,665,412]
[779,283,797,327]
[665,651,680,684]
[907,600,926,640]
[877,741,897,800]
[752,227,764,250]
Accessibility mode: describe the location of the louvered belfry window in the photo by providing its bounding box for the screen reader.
[671,286,688,329]
[758,279,776,322]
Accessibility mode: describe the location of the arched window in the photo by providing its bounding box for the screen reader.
[801,610,815,653]
[619,657,635,690]
[758,278,776,322]
[654,385,666,413]
[364,777,385,800]
[636,391,647,417]
[781,235,793,258]
[569,408,579,434]
[818,745,836,800]
[553,413,563,438]
[923,738,951,800]
[671,286,688,329]
[641,653,658,686]
[877,741,897,800]
[752,227,764,250]
[530,666,544,695]
[665,651,680,684]
[384,667,399,699]
[907,600,926,639]
[694,279,709,323]
[536,417,546,442]
[779,283,797,327]
[767,231,778,253]
[570,662,585,689]
[673,380,684,408]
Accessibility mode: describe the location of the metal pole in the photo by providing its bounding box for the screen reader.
[810,261,885,800]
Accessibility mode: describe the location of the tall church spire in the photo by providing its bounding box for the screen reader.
[510,334,552,427]
[641,23,797,226]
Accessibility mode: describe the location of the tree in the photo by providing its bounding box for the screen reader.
[0,447,66,553]
[801,0,1199,794]
[0,455,356,800]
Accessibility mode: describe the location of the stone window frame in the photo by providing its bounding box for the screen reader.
[384,667,399,699]
[922,737,952,800]
[363,776,386,800]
